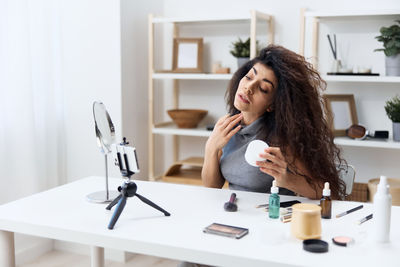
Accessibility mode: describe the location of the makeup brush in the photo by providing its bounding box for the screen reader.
[224,193,238,212]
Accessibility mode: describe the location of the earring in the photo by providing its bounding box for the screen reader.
[267,107,273,112]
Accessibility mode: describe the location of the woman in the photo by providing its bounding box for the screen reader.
[202,44,346,199]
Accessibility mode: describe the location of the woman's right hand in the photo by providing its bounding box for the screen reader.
[205,113,243,153]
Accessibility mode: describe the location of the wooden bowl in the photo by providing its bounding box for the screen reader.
[167,109,208,128]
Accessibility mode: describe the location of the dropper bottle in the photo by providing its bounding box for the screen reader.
[269,180,280,219]
[320,182,332,219]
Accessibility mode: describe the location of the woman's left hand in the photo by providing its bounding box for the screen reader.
[256,147,289,186]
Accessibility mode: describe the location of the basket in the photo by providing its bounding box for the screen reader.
[368,178,400,206]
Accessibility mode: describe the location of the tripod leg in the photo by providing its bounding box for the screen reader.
[108,196,127,230]
[105,194,122,210]
[135,193,171,216]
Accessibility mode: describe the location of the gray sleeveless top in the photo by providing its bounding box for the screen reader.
[220,117,295,195]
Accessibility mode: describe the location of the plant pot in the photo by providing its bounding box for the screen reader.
[393,122,400,142]
[385,54,400,76]
[237,57,249,68]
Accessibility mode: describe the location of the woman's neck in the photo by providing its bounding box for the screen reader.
[241,112,260,126]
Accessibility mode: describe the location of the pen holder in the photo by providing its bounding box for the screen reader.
[290,203,322,240]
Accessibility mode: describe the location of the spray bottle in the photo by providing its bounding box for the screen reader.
[373,175,392,243]
[269,180,280,219]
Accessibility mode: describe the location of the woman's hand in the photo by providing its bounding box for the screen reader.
[256,147,289,187]
[205,113,242,153]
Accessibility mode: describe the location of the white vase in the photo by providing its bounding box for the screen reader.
[385,54,400,76]
[393,122,400,142]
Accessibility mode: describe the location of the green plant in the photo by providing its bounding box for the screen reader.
[385,95,400,122]
[230,37,251,58]
[374,20,400,57]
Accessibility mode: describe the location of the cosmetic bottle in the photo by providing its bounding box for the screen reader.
[269,180,280,219]
[320,182,332,219]
[373,175,392,243]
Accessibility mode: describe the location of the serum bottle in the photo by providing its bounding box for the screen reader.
[320,182,332,219]
[269,180,280,219]
[373,175,392,243]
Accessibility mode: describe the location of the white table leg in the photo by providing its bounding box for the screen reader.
[0,231,15,267]
[90,246,104,267]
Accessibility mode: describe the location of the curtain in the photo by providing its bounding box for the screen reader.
[0,0,65,204]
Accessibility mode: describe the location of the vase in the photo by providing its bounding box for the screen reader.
[237,57,249,68]
[385,54,400,76]
[393,122,400,142]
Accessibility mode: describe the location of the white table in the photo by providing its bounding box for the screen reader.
[0,177,399,267]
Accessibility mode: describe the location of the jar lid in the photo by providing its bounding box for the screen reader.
[292,203,321,213]
[303,239,329,253]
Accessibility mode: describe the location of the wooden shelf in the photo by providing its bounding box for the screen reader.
[153,73,400,83]
[152,11,271,24]
[176,157,204,167]
[152,73,232,80]
[322,75,400,83]
[153,122,211,137]
[305,10,400,18]
[161,157,229,188]
[153,124,400,149]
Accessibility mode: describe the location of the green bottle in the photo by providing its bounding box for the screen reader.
[269,180,280,219]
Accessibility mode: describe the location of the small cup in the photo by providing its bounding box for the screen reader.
[290,203,322,240]
[331,59,342,72]
[245,140,269,167]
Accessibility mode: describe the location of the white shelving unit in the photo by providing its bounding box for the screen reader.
[299,8,400,73]
[298,8,400,152]
[304,10,400,18]
[148,10,274,181]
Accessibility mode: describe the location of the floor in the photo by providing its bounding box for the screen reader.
[19,250,179,267]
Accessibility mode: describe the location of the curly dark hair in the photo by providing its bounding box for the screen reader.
[226,44,346,199]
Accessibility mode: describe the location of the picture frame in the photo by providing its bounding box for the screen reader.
[323,94,358,136]
[172,38,203,73]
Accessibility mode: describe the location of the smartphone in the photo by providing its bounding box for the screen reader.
[111,144,140,173]
[280,200,301,208]
[203,223,249,239]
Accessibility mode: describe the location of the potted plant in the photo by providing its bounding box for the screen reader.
[374,20,400,76]
[230,37,251,67]
[384,95,400,141]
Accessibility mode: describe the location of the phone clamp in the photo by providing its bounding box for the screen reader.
[106,138,170,230]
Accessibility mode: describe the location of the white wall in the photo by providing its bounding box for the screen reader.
[60,0,123,183]
[53,0,125,262]
[153,0,400,182]
[121,0,164,180]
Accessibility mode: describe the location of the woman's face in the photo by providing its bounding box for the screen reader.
[234,63,277,123]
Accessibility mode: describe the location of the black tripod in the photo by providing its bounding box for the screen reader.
[106,139,170,229]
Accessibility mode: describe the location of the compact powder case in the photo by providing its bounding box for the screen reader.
[332,236,354,247]
[303,239,329,253]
